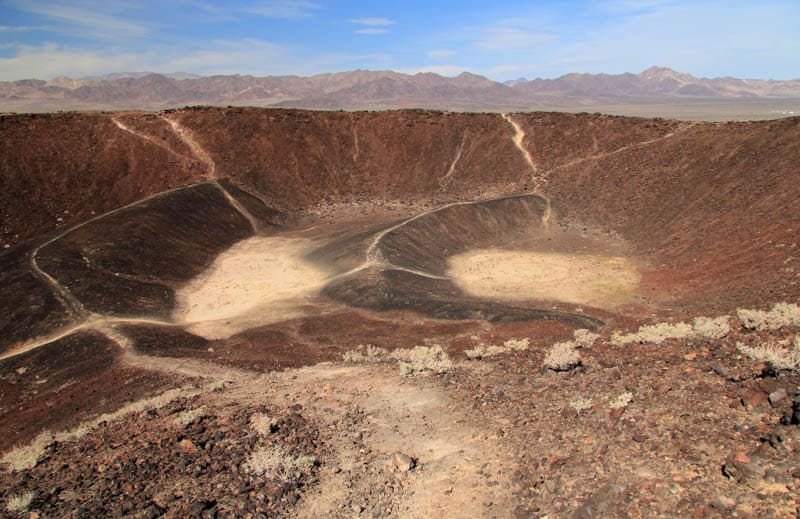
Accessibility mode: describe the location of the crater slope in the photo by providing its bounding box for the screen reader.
[1,108,799,517]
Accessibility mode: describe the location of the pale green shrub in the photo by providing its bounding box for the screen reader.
[544,342,581,371]
[342,344,389,363]
[245,445,316,483]
[391,345,453,376]
[573,329,600,347]
[174,406,207,427]
[570,397,593,413]
[692,316,731,339]
[250,413,276,436]
[608,392,633,409]
[737,303,800,331]
[464,338,530,359]
[6,491,34,513]
[737,338,800,372]
[1,431,53,472]
[611,322,693,345]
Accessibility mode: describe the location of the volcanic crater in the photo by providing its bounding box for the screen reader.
[2,107,800,517]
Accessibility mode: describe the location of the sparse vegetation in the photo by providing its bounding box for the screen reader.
[250,412,276,436]
[342,343,453,375]
[737,302,800,331]
[544,341,581,371]
[737,337,800,372]
[611,316,731,345]
[464,338,530,359]
[570,397,593,413]
[2,385,203,472]
[391,345,453,376]
[692,316,731,339]
[573,329,600,347]
[608,392,633,409]
[611,321,694,345]
[342,344,389,363]
[5,491,34,513]
[1,431,53,472]
[174,406,207,427]
[244,445,316,484]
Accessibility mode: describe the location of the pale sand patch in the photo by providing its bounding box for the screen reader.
[448,249,640,308]
[174,237,332,340]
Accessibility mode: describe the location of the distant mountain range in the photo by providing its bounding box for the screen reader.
[1,67,799,113]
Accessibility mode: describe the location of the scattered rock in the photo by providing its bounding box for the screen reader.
[740,388,767,410]
[768,388,788,407]
[710,495,736,509]
[176,439,198,455]
[722,452,760,484]
[392,452,415,472]
[710,363,729,378]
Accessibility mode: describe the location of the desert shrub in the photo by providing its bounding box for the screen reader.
[464,337,530,359]
[244,445,316,483]
[174,406,207,427]
[573,329,599,347]
[611,322,693,345]
[250,413,276,436]
[5,491,34,513]
[737,338,800,372]
[569,397,593,412]
[391,345,453,376]
[342,344,389,363]
[3,385,203,472]
[544,342,581,371]
[608,392,633,409]
[737,303,800,331]
[1,431,53,472]
[692,316,731,339]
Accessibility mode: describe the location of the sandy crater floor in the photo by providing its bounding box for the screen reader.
[448,249,641,308]
[174,236,332,340]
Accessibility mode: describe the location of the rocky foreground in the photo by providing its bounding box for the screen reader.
[2,306,799,518]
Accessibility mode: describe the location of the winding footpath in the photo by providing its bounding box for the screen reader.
[502,113,552,228]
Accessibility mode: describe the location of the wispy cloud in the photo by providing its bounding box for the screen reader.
[242,0,321,19]
[0,25,48,32]
[0,40,393,80]
[351,17,395,27]
[355,28,388,35]
[8,1,150,39]
[351,16,395,35]
[427,50,456,60]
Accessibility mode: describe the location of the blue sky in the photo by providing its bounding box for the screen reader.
[0,0,798,81]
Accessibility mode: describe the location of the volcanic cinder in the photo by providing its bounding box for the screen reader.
[1,107,799,517]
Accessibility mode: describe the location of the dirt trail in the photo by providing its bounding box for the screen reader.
[549,121,698,173]
[502,113,551,228]
[268,362,517,519]
[439,132,467,189]
[0,314,175,361]
[159,114,217,179]
[157,113,260,232]
[110,115,196,162]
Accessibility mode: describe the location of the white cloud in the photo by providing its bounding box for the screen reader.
[0,25,48,32]
[7,1,150,39]
[473,27,553,51]
[427,50,456,60]
[355,28,388,35]
[351,17,395,26]
[0,40,394,81]
[243,0,321,19]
